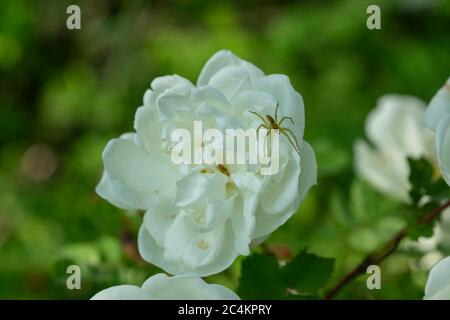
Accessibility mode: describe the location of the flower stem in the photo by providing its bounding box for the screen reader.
[325,199,450,300]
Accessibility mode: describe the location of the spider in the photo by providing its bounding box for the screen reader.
[249,102,301,155]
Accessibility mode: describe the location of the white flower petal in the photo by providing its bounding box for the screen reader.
[260,151,299,214]
[174,171,230,207]
[425,257,450,300]
[92,273,239,300]
[230,171,264,255]
[354,139,410,202]
[134,105,176,165]
[209,65,251,100]
[201,196,236,231]
[436,115,450,185]
[157,89,192,121]
[297,141,318,202]
[184,196,236,233]
[193,85,230,113]
[96,134,146,210]
[142,202,177,247]
[96,172,134,210]
[144,75,195,121]
[366,95,431,158]
[138,222,237,277]
[235,90,277,121]
[216,113,247,132]
[91,285,151,300]
[197,50,264,87]
[174,172,210,206]
[142,273,240,300]
[163,213,227,270]
[151,75,194,93]
[254,141,317,238]
[425,77,450,131]
[98,137,176,210]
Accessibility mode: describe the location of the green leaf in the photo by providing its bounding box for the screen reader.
[281,249,335,294]
[238,250,335,299]
[237,254,285,299]
[408,158,434,204]
[405,157,450,240]
[406,202,437,241]
[429,179,450,203]
[408,222,434,241]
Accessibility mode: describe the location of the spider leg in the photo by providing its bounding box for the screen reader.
[249,110,269,127]
[280,128,301,155]
[281,128,300,150]
[281,131,300,155]
[274,102,280,122]
[270,128,282,156]
[256,123,269,138]
[261,128,271,157]
[256,124,263,136]
[255,124,268,155]
[278,116,294,126]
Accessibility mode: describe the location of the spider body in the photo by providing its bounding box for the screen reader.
[266,115,278,129]
[250,103,301,155]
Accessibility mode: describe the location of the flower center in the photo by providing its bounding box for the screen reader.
[196,239,209,250]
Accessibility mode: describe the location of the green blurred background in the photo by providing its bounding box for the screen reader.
[0,0,449,299]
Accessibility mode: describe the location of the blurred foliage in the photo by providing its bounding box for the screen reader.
[0,0,449,299]
[237,250,334,299]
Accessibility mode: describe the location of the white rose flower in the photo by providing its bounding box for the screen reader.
[425,77,450,186]
[91,273,239,300]
[354,91,450,271]
[424,256,450,300]
[96,50,317,276]
[354,94,436,202]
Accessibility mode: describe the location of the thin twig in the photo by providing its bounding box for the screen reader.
[325,200,450,300]
[261,242,276,257]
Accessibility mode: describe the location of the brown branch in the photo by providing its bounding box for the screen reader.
[325,200,450,300]
[261,242,276,257]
